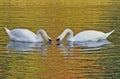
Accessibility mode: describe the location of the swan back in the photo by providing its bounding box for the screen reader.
[74,30,104,41]
[13,29,39,42]
[4,28,43,42]
[74,30,114,41]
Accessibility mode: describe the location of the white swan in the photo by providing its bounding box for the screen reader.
[4,27,52,42]
[56,29,114,42]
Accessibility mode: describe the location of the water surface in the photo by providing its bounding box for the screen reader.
[0,0,120,79]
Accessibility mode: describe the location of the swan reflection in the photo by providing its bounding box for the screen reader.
[7,41,50,54]
[57,40,113,58]
[58,39,113,52]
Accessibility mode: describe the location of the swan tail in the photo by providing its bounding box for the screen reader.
[106,30,114,37]
[4,27,11,37]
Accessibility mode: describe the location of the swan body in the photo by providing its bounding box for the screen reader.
[4,27,51,42]
[57,29,114,42]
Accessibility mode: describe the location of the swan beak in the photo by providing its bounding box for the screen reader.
[48,39,52,44]
[56,38,60,45]
[56,38,60,41]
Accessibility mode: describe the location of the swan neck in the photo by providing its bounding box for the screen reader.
[67,30,73,41]
[36,31,43,41]
[37,29,50,41]
[58,29,73,41]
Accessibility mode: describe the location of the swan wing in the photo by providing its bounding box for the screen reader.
[74,30,106,41]
[10,29,38,42]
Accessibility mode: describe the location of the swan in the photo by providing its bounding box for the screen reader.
[56,29,114,42]
[4,27,52,42]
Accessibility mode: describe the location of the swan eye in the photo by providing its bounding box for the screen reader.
[56,38,60,41]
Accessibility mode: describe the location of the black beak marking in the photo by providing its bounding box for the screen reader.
[56,38,60,41]
[48,39,52,41]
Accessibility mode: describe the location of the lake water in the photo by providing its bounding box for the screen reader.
[0,0,120,79]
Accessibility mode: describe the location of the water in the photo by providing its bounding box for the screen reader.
[0,0,120,79]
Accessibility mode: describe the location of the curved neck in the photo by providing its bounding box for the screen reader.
[57,29,73,41]
[37,29,51,41]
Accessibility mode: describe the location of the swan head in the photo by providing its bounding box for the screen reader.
[37,29,52,42]
[56,38,61,45]
[48,38,52,41]
[56,28,73,44]
[56,29,73,42]
[48,38,52,44]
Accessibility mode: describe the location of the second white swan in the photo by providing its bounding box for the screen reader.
[56,29,114,42]
[4,27,52,42]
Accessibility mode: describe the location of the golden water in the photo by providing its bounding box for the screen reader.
[0,0,120,79]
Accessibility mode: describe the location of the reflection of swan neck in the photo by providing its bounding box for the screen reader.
[37,29,51,41]
[58,29,73,41]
